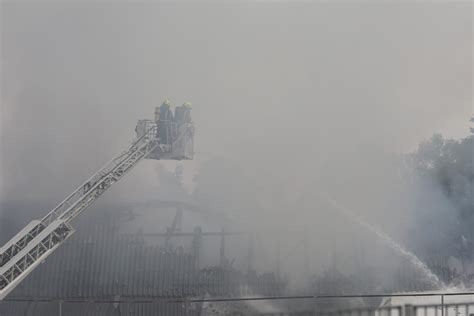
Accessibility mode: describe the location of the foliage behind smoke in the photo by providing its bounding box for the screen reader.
[406,133,474,262]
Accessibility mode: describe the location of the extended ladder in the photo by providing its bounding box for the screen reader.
[0,128,158,300]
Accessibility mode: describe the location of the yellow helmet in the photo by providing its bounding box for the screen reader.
[162,99,171,107]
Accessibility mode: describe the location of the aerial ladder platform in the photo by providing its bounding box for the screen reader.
[0,101,194,300]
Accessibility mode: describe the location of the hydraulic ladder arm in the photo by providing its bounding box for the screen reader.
[0,127,159,300]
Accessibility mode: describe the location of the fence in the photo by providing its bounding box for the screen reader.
[1,292,473,316]
[316,306,402,316]
[412,302,474,316]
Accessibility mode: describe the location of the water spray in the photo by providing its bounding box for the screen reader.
[322,192,445,290]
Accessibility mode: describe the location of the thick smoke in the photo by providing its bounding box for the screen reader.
[1,0,472,298]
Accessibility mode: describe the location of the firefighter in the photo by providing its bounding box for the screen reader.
[159,99,173,144]
[174,104,184,123]
[159,99,173,121]
[174,102,191,123]
[182,102,192,123]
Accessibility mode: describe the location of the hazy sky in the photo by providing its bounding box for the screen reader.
[1,1,472,203]
[0,1,473,291]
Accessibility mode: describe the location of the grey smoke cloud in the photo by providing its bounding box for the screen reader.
[1,2,471,201]
[0,1,472,290]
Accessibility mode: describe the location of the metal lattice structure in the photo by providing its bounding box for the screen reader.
[0,103,194,300]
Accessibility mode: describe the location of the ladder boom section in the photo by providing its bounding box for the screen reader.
[0,131,157,299]
[60,137,157,222]
[0,220,75,300]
